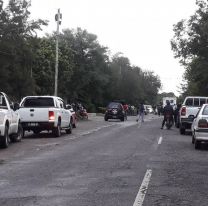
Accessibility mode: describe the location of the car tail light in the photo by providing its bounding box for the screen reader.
[49,111,55,121]
[198,119,208,128]
[181,107,186,116]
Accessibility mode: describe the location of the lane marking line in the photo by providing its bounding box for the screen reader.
[133,169,152,206]
[158,136,163,145]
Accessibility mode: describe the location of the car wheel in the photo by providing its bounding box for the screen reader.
[53,121,61,137]
[104,116,108,121]
[180,127,185,135]
[66,120,72,134]
[11,123,23,142]
[0,125,10,148]
[195,140,200,149]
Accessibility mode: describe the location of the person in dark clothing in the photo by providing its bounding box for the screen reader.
[161,101,174,129]
[174,103,181,127]
[136,103,145,122]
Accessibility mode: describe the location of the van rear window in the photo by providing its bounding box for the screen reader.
[22,97,55,107]
[185,98,193,106]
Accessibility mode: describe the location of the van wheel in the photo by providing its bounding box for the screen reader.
[1,125,10,148]
[53,122,61,137]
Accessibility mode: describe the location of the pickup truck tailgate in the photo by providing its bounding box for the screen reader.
[18,108,51,122]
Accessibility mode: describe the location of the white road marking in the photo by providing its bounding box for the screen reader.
[158,136,163,145]
[133,169,152,206]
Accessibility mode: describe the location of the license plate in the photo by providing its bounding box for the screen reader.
[28,123,38,126]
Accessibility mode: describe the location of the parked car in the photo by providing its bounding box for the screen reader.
[104,102,126,121]
[66,104,77,128]
[18,96,72,137]
[0,92,23,148]
[191,104,208,149]
[179,96,208,135]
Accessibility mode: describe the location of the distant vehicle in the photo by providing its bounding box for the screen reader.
[0,92,23,148]
[191,103,208,149]
[18,96,72,137]
[145,105,153,114]
[179,96,208,135]
[162,97,177,108]
[104,102,126,121]
[66,104,77,128]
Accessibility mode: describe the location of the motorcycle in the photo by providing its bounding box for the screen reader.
[165,114,173,129]
[77,107,88,120]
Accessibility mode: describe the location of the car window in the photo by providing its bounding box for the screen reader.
[22,97,55,107]
[202,105,208,115]
[193,98,200,106]
[108,102,120,108]
[185,98,193,106]
[200,98,206,106]
[0,94,8,109]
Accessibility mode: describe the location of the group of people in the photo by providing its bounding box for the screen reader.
[135,101,181,129]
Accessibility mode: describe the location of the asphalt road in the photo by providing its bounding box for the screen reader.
[0,115,208,206]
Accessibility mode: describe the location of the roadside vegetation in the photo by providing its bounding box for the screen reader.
[171,0,208,97]
[0,0,161,111]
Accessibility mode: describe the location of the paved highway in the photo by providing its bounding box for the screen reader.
[0,115,207,206]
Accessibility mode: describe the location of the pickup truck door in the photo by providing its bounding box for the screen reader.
[58,99,70,127]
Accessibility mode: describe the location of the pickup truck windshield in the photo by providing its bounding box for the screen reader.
[22,97,54,107]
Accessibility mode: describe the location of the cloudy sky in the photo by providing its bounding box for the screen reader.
[28,0,197,96]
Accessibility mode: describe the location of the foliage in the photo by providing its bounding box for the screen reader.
[0,0,162,110]
[171,0,208,96]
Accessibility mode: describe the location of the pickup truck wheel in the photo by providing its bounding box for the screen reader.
[11,123,23,142]
[1,125,10,148]
[65,121,72,134]
[53,123,61,137]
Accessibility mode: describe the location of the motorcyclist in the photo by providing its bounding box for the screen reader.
[161,101,174,129]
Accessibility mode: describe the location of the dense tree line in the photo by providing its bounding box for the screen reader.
[171,0,208,97]
[0,0,161,111]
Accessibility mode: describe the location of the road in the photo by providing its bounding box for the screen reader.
[0,114,208,206]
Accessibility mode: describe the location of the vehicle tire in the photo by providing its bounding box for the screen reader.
[192,132,195,144]
[195,140,200,149]
[11,123,23,142]
[53,121,61,137]
[180,127,185,135]
[0,125,10,148]
[65,120,72,134]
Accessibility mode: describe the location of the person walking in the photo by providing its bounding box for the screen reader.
[136,102,145,122]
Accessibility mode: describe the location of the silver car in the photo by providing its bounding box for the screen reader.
[191,103,208,149]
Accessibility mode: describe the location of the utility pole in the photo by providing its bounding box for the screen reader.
[54,9,62,96]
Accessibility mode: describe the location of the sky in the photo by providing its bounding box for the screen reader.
[27,0,198,96]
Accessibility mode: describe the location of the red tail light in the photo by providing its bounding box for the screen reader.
[49,111,55,121]
[181,107,186,116]
[198,119,208,128]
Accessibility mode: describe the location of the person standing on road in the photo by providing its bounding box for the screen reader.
[136,102,145,122]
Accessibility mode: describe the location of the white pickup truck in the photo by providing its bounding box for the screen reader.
[179,96,208,134]
[0,92,23,148]
[18,96,72,137]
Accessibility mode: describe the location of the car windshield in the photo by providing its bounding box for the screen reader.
[108,102,120,108]
[22,97,55,107]
[202,105,208,115]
